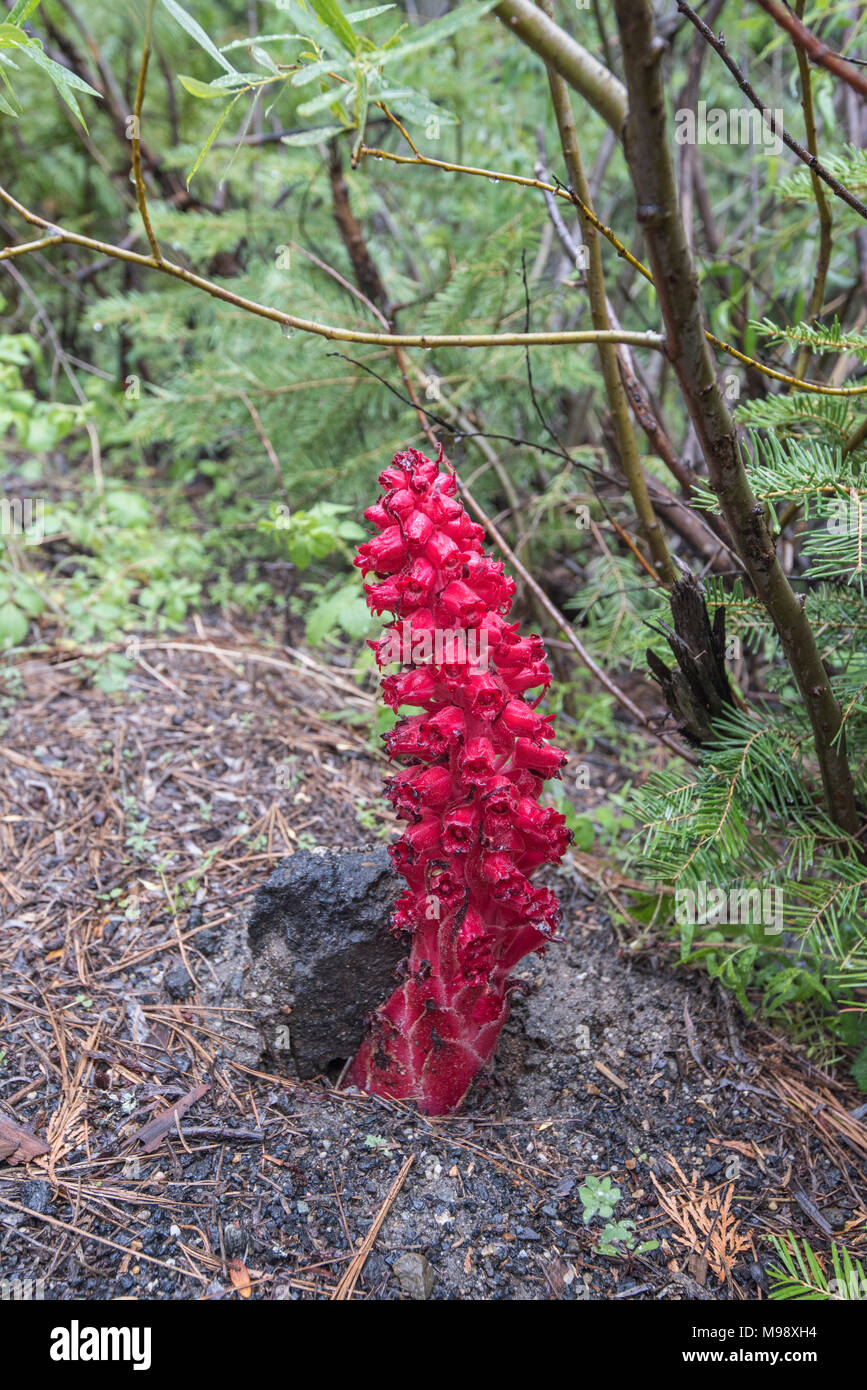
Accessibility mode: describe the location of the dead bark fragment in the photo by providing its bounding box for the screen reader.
[0,1112,50,1164]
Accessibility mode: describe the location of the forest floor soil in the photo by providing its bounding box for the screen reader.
[1,621,865,1300]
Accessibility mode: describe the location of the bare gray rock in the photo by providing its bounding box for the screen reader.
[247,848,404,1079]
[393,1252,435,1300]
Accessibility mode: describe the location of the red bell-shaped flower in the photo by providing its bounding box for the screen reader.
[347,449,568,1116]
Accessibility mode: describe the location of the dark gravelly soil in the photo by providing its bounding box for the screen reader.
[1,628,865,1300]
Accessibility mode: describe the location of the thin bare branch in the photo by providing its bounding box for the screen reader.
[676,1,867,223]
[131,0,162,264]
[754,0,867,99]
[0,182,663,352]
[791,0,833,380]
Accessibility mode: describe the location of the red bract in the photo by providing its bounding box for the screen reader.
[347,448,570,1115]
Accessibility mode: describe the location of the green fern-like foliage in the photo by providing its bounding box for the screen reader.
[768,1234,867,1301]
[626,392,867,1057]
[753,315,867,364]
[779,143,867,204]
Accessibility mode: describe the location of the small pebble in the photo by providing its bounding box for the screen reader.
[393,1252,435,1300]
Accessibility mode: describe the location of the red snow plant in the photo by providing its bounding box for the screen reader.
[347,449,570,1114]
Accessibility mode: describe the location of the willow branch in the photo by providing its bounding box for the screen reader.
[538,0,675,587]
[0,235,63,258]
[131,0,162,264]
[0,183,663,351]
[493,0,627,130]
[792,0,832,380]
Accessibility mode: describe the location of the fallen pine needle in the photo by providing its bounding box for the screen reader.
[331,1154,414,1301]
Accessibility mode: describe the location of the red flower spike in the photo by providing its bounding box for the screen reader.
[347,449,570,1115]
[382,667,438,711]
[364,500,390,528]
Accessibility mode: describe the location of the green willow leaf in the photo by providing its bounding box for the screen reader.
[297,84,350,119]
[280,123,346,145]
[7,0,43,23]
[160,0,236,74]
[309,0,358,53]
[178,74,227,99]
[186,91,243,185]
[379,0,499,66]
[220,32,305,52]
[346,5,396,20]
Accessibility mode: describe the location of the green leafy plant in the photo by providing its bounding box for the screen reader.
[259,500,364,568]
[163,0,484,175]
[0,0,99,124]
[595,1218,659,1258]
[261,501,372,646]
[0,573,44,649]
[578,1175,621,1225]
[0,334,84,451]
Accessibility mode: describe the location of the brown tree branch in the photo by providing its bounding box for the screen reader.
[328,142,391,318]
[538,0,675,587]
[612,0,861,839]
[753,0,867,99]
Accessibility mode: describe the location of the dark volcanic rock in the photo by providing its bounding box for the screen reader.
[20,1180,51,1215]
[164,963,194,999]
[247,849,404,1079]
